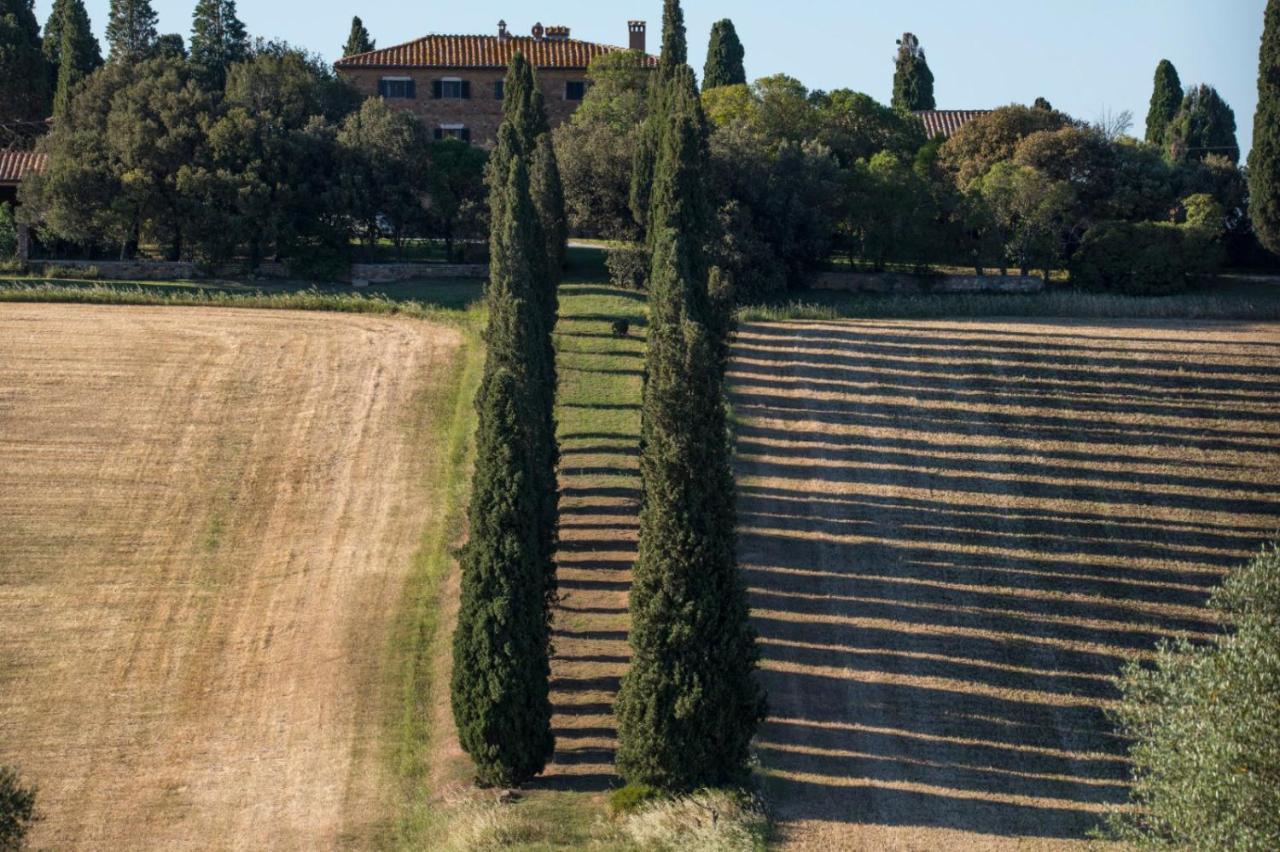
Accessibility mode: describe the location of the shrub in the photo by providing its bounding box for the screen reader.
[606,245,649,290]
[0,766,39,850]
[1106,545,1280,850]
[609,782,663,815]
[619,788,769,852]
[1070,221,1218,296]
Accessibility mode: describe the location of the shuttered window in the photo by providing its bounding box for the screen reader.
[378,78,416,99]
[565,81,587,101]
[494,81,505,100]
[433,79,470,99]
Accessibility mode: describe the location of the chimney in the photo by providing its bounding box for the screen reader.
[628,20,646,53]
[531,22,545,41]
[497,19,509,41]
[546,25,570,41]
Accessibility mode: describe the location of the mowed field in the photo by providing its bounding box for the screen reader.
[0,304,463,849]
[728,318,1280,849]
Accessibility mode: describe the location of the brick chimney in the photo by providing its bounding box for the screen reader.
[497,19,509,41]
[546,25,570,41]
[628,20,646,52]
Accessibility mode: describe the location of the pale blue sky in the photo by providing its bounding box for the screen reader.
[40,0,1265,155]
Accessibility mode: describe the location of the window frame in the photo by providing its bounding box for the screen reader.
[378,76,416,99]
[565,80,588,101]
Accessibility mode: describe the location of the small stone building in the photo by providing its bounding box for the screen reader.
[334,20,657,147]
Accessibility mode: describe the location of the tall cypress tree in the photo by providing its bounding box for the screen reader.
[630,0,689,234]
[52,0,102,117]
[1145,60,1183,144]
[660,0,687,68]
[450,124,555,788]
[702,19,745,90]
[614,62,766,792]
[1251,0,1280,254]
[342,16,374,57]
[190,0,248,91]
[106,0,158,63]
[891,33,936,111]
[1166,84,1240,164]
[0,0,50,122]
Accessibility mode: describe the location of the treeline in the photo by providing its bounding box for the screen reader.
[6,1,487,270]
[557,26,1272,299]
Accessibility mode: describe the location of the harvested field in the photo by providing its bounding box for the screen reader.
[728,319,1280,849]
[0,304,463,849]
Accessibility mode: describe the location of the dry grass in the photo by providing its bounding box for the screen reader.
[727,318,1280,850]
[0,304,464,849]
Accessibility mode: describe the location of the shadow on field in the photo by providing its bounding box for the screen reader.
[730,320,1280,839]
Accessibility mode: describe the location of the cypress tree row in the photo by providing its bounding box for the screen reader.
[614,61,766,792]
[703,19,746,90]
[1250,0,1280,254]
[106,0,158,63]
[891,33,936,112]
[52,0,101,117]
[342,16,375,57]
[450,123,555,788]
[1145,59,1183,144]
[190,0,249,91]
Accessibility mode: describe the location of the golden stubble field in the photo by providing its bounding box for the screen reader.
[0,304,462,849]
[727,318,1280,850]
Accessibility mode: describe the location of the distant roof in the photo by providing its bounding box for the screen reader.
[914,110,992,139]
[335,35,658,71]
[0,150,47,186]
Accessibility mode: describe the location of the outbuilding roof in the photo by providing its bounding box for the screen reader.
[914,110,992,139]
[335,34,657,71]
[0,150,47,186]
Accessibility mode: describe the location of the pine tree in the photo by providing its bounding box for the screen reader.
[891,33,935,111]
[1250,0,1280,254]
[106,0,158,63]
[702,19,745,90]
[1166,84,1240,164]
[450,124,555,788]
[52,0,102,117]
[0,0,50,122]
[190,0,248,91]
[614,62,766,793]
[1145,59,1183,144]
[342,16,374,57]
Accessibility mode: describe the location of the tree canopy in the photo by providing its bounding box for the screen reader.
[1166,84,1240,164]
[106,0,158,63]
[189,0,249,91]
[342,16,374,58]
[891,32,935,111]
[1145,59,1183,144]
[703,19,746,90]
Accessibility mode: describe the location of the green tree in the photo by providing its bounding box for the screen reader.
[660,0,686,68]
[631,0,690,230]
[342,16,374,57]
[976,161,1075,278]
[424,137,488,259]
[51,0,103,117]
[0,201,16,258]
[813,88,925,167]
[0,0,50,122]
[189,0,248,91]
[938,104,1071,186]
[702,19,745,91]
[891,32,935,111]
[615,62,766,793]
[43,0,101,87]
[335,96,429,252]
[154,33,186,60]
[1145,59,1183,144]
[106,0,158,63]
[450,125,555,788]
[1106,545,1280,850]
[1166,84,1239,164]
[1250,0,1280,254]
[0,765,39,850]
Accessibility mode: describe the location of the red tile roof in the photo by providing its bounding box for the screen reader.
[0,150,47,186]
[335,34,657,71]
[914,110,992,139]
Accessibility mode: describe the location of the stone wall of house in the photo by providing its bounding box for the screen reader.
[338,66,587,146]
[812,271,1045,294]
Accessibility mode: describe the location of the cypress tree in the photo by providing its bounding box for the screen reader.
[1250,0,1280,255]
[450,124,554,788]
[1166,84,1240,164]
[631,0,689,234]
[1145,60,1183,144]
[342,16,374,57]
[0,0,50,122]
[702,19,745,90]
[892,33,936,112]
[52,0,102,117]
[614,63,766,793]
[660,0,687,68]
[190,0,248,91]
[106,0,158,63]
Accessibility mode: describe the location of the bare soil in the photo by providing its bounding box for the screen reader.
[728,319,1280,850]
[0,304,462,849]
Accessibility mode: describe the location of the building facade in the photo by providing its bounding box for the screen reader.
[335,20,656,146]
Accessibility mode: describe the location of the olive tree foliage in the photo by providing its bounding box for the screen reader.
[0,765,39,851]
[1106,545,1280,850]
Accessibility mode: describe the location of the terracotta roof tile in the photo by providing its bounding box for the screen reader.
[0,150,47,185]
[914,110,992,139]
[335,34,657,71]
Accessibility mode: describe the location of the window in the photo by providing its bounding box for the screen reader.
[565,81,587,101]
[378,77,416,99]
[432,78,470,99]
[494,81,505,100]
[434,125,472,144]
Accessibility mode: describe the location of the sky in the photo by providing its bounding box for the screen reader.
[39,0,1266,157]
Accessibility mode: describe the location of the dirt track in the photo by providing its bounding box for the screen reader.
[0,304,461,849]
[728,319,1280,850]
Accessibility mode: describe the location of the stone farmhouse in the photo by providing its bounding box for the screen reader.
[335,20,658,146]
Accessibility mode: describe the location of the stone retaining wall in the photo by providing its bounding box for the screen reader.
[30,259,489,282]
[812,271,1045,294]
